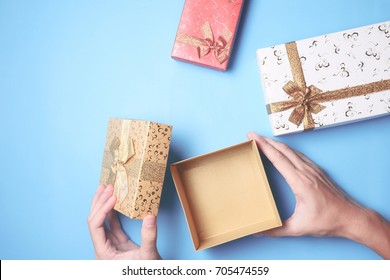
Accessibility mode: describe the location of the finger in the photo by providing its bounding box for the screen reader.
[293,149,342,195]
[88,190,116,232]
[107,211,130,244]
[247,132,298,185]
[88,193,117,249]
[267,138,343,197]
[90,185,116,224]
[260,136,307,170]
[294,151,324,174]
[90,184,107,212]
[293,151,344,195]
[90,184,115,219]
[107,211,122,232]
[140,215,158,256]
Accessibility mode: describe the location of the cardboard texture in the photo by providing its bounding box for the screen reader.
[100,118,172,219]
[257,21,390,136]
[171,140,281,251]
[171,0,244,71]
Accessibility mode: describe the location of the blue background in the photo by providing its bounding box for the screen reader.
[0,0,389,260]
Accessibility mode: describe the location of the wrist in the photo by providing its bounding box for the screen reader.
[341,206,390,259]
[340,206,372,241]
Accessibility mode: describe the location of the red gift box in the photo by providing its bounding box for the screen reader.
[171,0,244,71]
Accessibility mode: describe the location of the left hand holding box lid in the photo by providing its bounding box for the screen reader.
[87,184,161,260]
[99,118,172,219]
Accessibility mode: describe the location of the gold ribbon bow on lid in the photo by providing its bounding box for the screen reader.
[268,42,390,130]
[109,136,135,205]
[276,81,326,129]
[176,21,233,64]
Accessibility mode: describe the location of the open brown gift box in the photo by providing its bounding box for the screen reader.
[171,140,282,251]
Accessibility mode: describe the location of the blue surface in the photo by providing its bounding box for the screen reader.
[0,0,389,260]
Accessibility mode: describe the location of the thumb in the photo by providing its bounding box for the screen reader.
[140,215,160,258]
[260,217,298,237]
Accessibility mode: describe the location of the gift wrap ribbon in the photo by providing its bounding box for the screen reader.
[108,125,136,205]
[104,122,166,206]
[176,21,233,64]
[267,42,390,130]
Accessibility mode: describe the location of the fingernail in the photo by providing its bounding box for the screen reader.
[143,215,156,228]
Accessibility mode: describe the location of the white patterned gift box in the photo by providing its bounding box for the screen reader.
[257,21,390,136]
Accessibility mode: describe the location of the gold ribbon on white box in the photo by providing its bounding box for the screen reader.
[267,42,390,130]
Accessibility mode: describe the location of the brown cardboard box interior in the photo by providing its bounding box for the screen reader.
[171,140,281,250]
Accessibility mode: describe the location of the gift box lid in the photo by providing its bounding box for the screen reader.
[100,118,172,220]
[171,0,245,71]
[170,140,281,251]
[257,21,390,136]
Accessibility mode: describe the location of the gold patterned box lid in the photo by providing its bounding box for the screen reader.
[100,118,172,219]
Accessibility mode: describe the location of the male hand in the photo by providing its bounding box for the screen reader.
[87,184,161,260]
[248,132,390,259]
